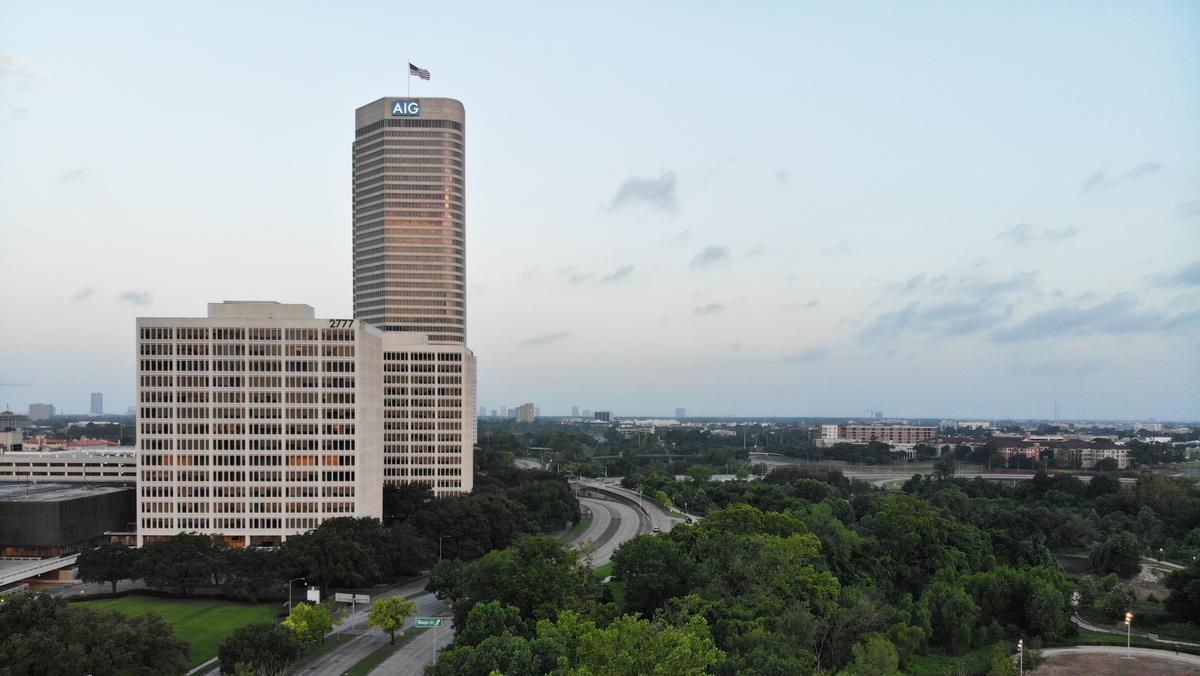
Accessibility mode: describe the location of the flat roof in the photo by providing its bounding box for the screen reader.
[0,483,131,503]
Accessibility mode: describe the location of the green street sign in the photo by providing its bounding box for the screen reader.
[414,617,444,628]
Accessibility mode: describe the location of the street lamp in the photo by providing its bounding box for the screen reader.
[439,535,452,560]
[287,577,305,613]
[1017,638,1023,673]
[1126,611,1134,658]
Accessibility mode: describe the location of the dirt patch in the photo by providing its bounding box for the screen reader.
[1135,564,1171,601]
[1035,652,1200,675]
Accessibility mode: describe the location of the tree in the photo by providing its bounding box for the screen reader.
[78,542,136,593]
[570,612,726,676]
[1094,458,1120,472]
[134,533,226,595]
[283,602,336,646]
[0,592,189,675]
[918,576,978,652]
[1102,584,1137,621]
[612,536,696,615]
[277,517,389,589]
[1089,532,1140,578]
[1165,562,1200,622]
[838,633,902,676]
[933,453,957,481]
[217,623,302,675]
[367,596,417,644]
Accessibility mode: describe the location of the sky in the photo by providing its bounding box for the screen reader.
[1,1,1198,421]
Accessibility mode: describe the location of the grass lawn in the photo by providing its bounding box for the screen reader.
[79,595,280,669]
[559,514,593,543]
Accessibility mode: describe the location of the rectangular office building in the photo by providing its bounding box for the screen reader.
[135,301,383,547]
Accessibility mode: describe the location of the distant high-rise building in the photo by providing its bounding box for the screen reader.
[571,406,579,417]
[594,410,612,422]
[499,406,507,418]
[490,409,497,418]
[515,403,536,423]
[479,406,487,418]
[874,411,884,419]
[675,407,686,419]
[582,409,591,418]
[27,403,55,421]
[90,393,103,415]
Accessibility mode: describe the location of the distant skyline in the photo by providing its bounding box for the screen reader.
[1,2,1198,420]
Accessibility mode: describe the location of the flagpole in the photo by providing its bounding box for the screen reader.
[407,59,411,97]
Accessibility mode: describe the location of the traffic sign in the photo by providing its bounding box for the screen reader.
[414,617,444,628]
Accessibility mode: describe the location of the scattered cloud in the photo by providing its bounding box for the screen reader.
[72,286,96,302]
[780,346,830,363]
[657,230,691,247]
[774,170,791,184]
[824,241,852,256]
[600,265,634,284]
[693,303,724,316]
[690,246,729,271]
[556,266,592,285]
[1175,200,1200,219]
[521,265,542,281]
[119,290,152,305]
[0,51,48,80]
[1082,162,1162,194]
[996,223,1077,246]
[890,271,1036,303]
[1010,360,1104,377]
[991,293,1168,342]
[12,108,28,118]
[520,331,569,347]
[608,171,678,214]
[1156,262,1200,287]
[782,300,820,310]
[860,301,1013,343]
[57,168,86,183]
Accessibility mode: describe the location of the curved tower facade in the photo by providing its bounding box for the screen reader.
[353,97,466,343]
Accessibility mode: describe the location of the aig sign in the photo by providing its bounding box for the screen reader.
[391,99,420,117]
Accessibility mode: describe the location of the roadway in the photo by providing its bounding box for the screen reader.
[1038,645,1200,668]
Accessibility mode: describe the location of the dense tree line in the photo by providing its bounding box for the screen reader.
[79,467,578,597]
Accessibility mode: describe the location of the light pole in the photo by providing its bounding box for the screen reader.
[439,535,452,560]
[1126,611,1134,658]
[1017,638,1023,673]
[287,577,305,613]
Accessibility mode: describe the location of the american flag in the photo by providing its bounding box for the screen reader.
[409,63,431,80]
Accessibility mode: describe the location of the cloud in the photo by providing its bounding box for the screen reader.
[0,51,48,80]
[890,271,1035,303]
[119,290,152,305]
[824,241,852,256]
[1010,360,1104,377]
[1156,262,1200,287]
[57,168,86,183]
[600,265,634,284]
[774,170,791,184]
[608,171,678,214]
[1175,199,1200,219]
[996,223,1077,246]
[72,286,96,302]
[1082,162,1162,194]
[780,346,830,363]
[556,266,591,285]
[12,108,28,118]
[657,230,691,247]
[690,246,729,270]
[782,300,820,310]
[693,303,724,316]
[520,331,569,347]
[991,293,1166,342]
[860,301,1013,343]
[521,265,542,281]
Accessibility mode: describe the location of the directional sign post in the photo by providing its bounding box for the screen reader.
[414,617,444,628]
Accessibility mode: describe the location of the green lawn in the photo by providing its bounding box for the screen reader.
[559,514,593,543]
[79,595,280,669]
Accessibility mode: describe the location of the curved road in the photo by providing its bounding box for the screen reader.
[1039,645,1200,667]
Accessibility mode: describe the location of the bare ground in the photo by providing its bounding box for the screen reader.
[1035,652,1200,675]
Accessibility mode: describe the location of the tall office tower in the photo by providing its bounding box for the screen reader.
[135,302,383,546]
[571,406,579,417]
[675,407,686,419]
[515,403,535,423]
[28,403,55,421]
[354,97,476,495]
[90,393,103,415]
[479,406,486,418]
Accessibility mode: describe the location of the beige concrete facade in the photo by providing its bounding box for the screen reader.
[135,302,384,547]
